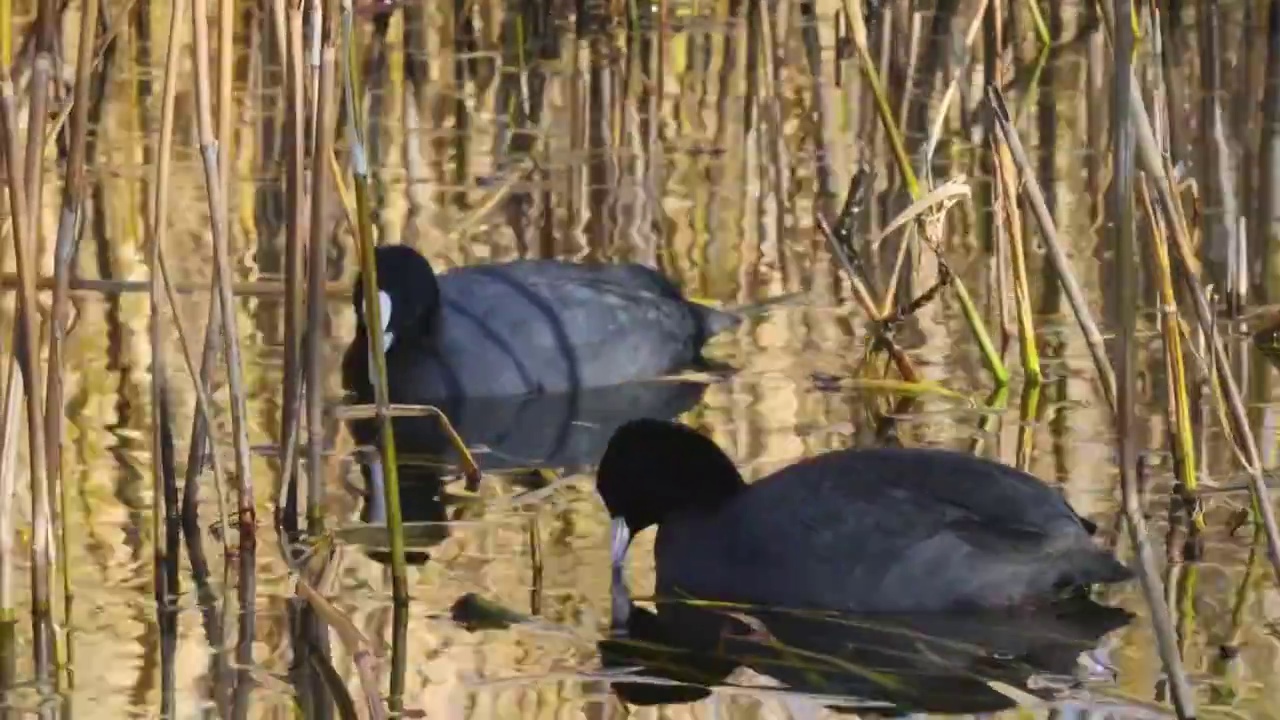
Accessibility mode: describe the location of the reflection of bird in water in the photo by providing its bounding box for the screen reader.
[355,458,452,566]
[345,378,713,475]
[600,597,1132,715]
[349,379,715,567]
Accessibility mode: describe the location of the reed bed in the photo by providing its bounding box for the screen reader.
[0,0,1277,717]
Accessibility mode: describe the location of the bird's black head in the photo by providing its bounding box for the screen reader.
[351,243,442,351]
[596,419,746,562]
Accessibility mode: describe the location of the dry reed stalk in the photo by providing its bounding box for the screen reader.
[987,87,1117,412]
[218,0,234,207]
[341,0,409,605]
[178,286,222,534]
[190,0,257,534]
[990,135,1041,383]
[0,327,21,622]
[147,4,185,712]
[161,271,234,556]
[1111,5,1196,716]
[0,2,18,631]
[306,0,337,532]
[0,31,54,679]
[277,0,308,523]
[46,0,101,674]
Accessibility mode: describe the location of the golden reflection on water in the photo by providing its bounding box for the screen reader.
[1,0,1278,717]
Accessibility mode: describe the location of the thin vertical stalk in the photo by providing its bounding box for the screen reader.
[341,0,407,602]
[1112,3,1196,717]
[1260,0,1280,302]
[278,0,308,525]
[47,0,100,677]
[190,0,257,532]
[1197,0,1238,293]
[0,0,15,671]
[24,0,55,223]
[218,0,235,208]
[1138,179,1201,519]
[26,0,61,684]
[306,0,337,533]
[0,41,53,684]
[992,134,1041,383]
[148,0,185,713]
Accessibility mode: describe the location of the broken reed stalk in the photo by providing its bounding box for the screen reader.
[0,32,54,679]
[840,0,1007,385]
[340,0,409,603]
[990,132,1041,383]
[1095,0,1280,587]
[148,0,184,668]
[987,87,1117,412]
[190,0,257,534]
[277,0,308,524]
[47,0,100,673]
[816,169,920,383]
[1111,5,1196,717]
[306,0,338,533]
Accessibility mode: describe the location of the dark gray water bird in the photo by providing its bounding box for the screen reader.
[341,244,741,401]
[598,419,1133,614]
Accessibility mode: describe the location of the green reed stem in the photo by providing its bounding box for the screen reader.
[1138,179,1200,521]
[340,0,408,605]
[1025,0,1052,46]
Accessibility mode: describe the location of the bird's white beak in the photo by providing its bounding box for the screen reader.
[378,290,394,351]
[609,516,633,629]
[609,516,631,571]
[362,289,396,351]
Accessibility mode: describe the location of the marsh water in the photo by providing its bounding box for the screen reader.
[5,0,1280,717]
